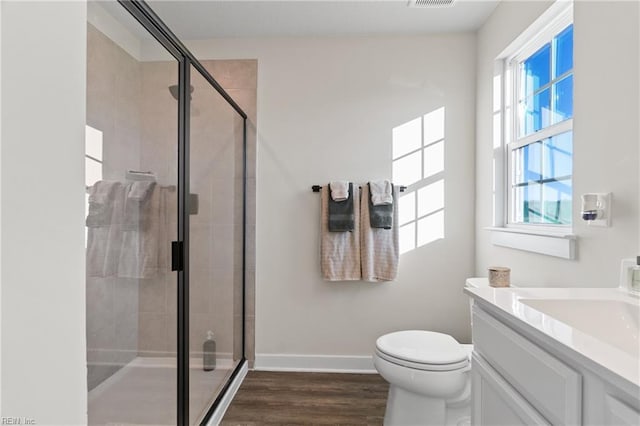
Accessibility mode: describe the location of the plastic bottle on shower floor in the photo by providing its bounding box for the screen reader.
[203,331,216,371]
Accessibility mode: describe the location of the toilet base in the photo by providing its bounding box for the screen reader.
[383,383,471,426]
[384,386,445,426]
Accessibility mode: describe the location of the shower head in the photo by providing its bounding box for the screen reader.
[168,84,194,100]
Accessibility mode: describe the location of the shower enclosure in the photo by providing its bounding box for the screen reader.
[85,1,247,424]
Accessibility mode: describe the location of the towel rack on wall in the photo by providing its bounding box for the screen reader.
[311,184,406,193]
[126,170,157,181]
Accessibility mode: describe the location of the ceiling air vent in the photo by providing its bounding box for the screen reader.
[408,0,456,8]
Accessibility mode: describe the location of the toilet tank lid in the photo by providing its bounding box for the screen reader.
[466,277,490,289]
[376,330,468,365]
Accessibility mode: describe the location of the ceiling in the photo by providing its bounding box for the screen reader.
[138,0,500,39]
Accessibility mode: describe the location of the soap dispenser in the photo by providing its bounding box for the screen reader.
[203,331,216,371]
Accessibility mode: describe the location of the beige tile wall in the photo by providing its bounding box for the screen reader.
[86,24,142,390]
[137,60,179,357]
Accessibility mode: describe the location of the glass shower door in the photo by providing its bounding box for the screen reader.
[188,65,245,424]
[85,2,179,424]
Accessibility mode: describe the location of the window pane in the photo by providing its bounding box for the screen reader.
[85,157,102,187]
[542,179,572,224]
[552,75,573,124]
[521,88,550,136]
[554,25,573,78]
[513,184,544,224]
[513,185,525,223]
[543,131,572,180]
[85,125,103,161]
[524,183,543,223]
[521,43,550,97]
[513,141,542,185]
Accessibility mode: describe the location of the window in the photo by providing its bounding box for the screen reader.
[506,14,573,229]
[85,125,103,245]
[85,124,103,187]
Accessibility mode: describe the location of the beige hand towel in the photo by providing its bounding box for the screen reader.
[86,180,119,228]
[86,182,123,277]
[118,184,161,279]
[360,184,399,282]
[320,185,361,281]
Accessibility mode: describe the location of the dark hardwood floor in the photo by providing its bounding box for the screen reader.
[221,371,389,425]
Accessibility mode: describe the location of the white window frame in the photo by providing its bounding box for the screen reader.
[504,7,574,235]
[486,2,576,260]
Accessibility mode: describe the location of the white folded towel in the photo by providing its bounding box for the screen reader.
[369,180,393,205]
[329,181,349,202]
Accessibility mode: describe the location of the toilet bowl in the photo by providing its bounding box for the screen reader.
[374,331,472,426]
[374,279,485,426]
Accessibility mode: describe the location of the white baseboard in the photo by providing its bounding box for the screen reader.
[254,353,376,374]
[207,360,248,426]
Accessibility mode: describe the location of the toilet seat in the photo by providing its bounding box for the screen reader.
[375,348,469,371]
[375,330,469,372]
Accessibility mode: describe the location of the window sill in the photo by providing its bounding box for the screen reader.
[485,226,576,260]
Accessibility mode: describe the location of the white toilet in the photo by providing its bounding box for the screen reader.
[373,279,485,426]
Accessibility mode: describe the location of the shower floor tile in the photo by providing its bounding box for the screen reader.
[88,357,237,425]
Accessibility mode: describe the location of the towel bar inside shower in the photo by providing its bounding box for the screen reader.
[311,184,406,193]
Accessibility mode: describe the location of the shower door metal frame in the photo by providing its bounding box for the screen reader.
[116,2,248,425]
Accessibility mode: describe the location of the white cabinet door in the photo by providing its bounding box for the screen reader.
[604,394,640,425]
[472,306,581,424]
[472,353,550,426]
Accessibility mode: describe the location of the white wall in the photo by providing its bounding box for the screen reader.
[1,2,87,423]
[165,34,478,362]
[87,1,142,61]
[0,0,3,412]
[475,0,639,287]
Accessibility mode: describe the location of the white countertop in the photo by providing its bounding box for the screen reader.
[464,280,640,388]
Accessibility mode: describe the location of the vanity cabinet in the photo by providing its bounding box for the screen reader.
[471,353,549,425]
[470,303,640,426]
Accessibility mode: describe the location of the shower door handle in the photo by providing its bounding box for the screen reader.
[171,241,184,271]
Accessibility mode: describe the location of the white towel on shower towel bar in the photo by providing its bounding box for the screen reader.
[320,185,361,281]
[360,184,399,282]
